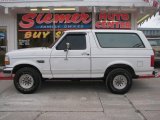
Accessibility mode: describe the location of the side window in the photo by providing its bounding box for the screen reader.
[96,33,145,48]
[56,34,86,50]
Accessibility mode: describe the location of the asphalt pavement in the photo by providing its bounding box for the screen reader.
[0,77,160,120]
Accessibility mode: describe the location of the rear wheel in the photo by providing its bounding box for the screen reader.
[106,68,132,94]
[14,67,41,94]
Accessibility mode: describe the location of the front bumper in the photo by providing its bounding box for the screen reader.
[3,67,13,77]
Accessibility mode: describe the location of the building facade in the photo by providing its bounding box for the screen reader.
[0,0,159,65]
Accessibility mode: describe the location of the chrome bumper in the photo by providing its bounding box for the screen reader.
[3,67,13,77]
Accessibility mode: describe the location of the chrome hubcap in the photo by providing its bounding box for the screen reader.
[113,75,127,90]
[19,74,34,89]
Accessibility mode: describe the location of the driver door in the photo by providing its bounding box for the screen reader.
[50,32,91,78]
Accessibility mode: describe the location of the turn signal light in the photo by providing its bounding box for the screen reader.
[151,50,155,67]
[151,55,155,67]
[5,61,10,65]
[4,56,10,65]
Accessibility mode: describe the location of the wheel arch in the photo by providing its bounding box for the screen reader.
[12,64,42,78]
[104,64,136,79]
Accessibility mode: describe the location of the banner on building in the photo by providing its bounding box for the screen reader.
[95,12,131,29]
[18,13,92,30]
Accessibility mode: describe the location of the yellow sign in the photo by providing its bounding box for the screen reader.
[24,31,50,39]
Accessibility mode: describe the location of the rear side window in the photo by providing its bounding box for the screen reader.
[96,33,145,48]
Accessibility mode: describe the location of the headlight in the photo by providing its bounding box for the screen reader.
[4,55,10,65]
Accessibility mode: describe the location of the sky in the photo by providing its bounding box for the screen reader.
[139,12,160,28]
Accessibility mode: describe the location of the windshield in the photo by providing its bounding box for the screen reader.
[148,39,160,46]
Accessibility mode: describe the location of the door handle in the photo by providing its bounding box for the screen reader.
[37,60,45,63]
[81,52,90,56]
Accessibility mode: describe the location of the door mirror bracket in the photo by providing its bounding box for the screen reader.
[64,43,70,60]
[66,43,70,50]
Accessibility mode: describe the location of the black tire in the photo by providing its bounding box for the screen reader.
[14,67,42,94]
[106,68,132,94]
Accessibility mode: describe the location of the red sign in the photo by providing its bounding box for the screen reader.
[18,13,92,29]
[95,12,131,29]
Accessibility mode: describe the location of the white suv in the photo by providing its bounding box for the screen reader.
[3,30,154,94]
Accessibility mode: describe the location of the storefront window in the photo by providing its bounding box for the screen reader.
[0,28,7,66]
[17,12,92,49]
[55,12,92,41]
[17,13,54,49]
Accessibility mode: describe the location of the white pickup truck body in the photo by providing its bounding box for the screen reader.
[3,30,154,94]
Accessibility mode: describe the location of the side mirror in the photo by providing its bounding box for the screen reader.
[66,42,70,50]
[64,42,70,52]
[64,43,70,60]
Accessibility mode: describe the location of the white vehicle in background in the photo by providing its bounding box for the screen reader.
[3,30,155,94]
[148,38,160,65]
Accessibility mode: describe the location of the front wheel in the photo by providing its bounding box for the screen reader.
[106,68,132,94]
[14,67,42,94]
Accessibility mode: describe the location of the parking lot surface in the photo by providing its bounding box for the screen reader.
[0,77,160,120]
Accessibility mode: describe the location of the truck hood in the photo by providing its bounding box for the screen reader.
[6,47,52,58]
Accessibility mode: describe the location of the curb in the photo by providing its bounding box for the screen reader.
[0,77,12,80]
[0,72,13,80]
[139,75,160,79]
